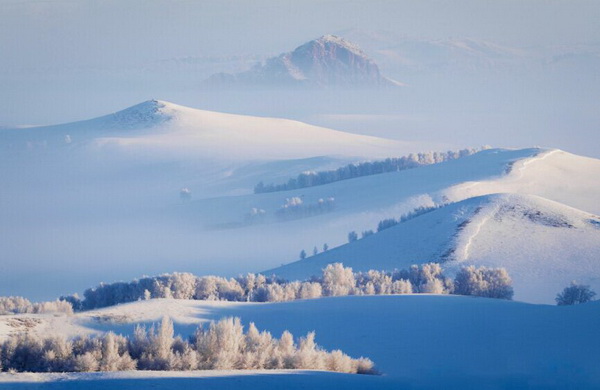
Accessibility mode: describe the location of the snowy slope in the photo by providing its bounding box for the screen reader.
[2,296,600,389]
[3,146,600,301]
[0,100,406,160]
[442,149,600,215]
[184,148,600,227]
[267,193,600,303]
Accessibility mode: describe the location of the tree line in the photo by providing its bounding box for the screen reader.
[0,316,375,374]
[254,148,487,194]
[60,262,514,311]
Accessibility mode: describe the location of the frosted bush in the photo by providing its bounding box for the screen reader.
[556,282,596,305]
[454,266,514,300]
[0,316,377,374]
[322,263,356,296]
[0,297,73,315]
[391,280,413,294]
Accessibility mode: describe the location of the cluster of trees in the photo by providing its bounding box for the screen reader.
[275,197,335,221]
[453,266,514,300]
[556,282,596,305]
[378,205,441,231]
[299,244,329,260]
[0,316,375,374]
[254,148,486,194]
[346,205,441,244]
[63,263,513,311]
[0,296,73,315]
[65,272,314,311]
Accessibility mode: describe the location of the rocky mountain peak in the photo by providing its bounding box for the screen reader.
[206,35,401,88]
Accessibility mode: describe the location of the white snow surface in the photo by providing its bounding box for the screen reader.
[268,193,600,303]
[1,296,599,389]
[1,100,600,304]
[0,100,406,161]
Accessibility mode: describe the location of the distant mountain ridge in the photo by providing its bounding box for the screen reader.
[206,35,401,88]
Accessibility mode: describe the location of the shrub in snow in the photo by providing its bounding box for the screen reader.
[0,316,378,374]
[0,317,374,374]
[0,296,73,315]
[298,282,323,299]
[555,282,596,305]
[396,263,452,294]
[453,266,514,300]
[99,332,136,371]
[391,279,413,294]
[421,278,446,294]
[179,188,191,201]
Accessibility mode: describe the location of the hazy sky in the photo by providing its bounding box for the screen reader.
[1,0,599,158]
[2,0,598,69]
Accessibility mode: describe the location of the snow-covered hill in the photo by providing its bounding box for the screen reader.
[267,193,600,303]
[0,99,405,161]
[1,99,599,304]
[2,296,600,389]
[206,35,401,88]
[2,143,600,301]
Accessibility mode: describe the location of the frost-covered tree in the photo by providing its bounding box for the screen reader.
[0,296,73,315]
[556,282,596,305]
[72,352,99,372]
[0,316,375,375]
[298,282,322,299]
[254,147,486,194]
[99,332,135,371]
[322,263,356,296]
[243,322,274,369]
[294,331,323,370]
[391,279,413,294]
[454,266,513,300]
[347,231,358,243]
[360,230,373,239]
[421,278,445,294]
[300,250,307,260]
[169,273,197,300]
[275,330,295,369]
[195,317,245,369]
[396,263,451,294]
[326,349,356,373]
[377,219,398,232]
[322,243,329,252]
